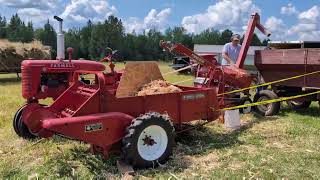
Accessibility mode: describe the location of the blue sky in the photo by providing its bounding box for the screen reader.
[0,0,319,40]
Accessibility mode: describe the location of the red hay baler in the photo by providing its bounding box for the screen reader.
[16,65,220,168]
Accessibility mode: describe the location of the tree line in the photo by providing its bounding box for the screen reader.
[0,13,268,61]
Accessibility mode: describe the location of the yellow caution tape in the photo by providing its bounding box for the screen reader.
[218,70,320,96]
[214,90,320,111]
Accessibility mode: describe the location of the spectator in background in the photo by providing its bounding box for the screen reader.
[221,34,241,65]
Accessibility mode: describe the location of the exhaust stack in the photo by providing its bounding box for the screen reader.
[54,16,65,60]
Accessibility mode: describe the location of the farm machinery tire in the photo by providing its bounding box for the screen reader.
[13,105,37,140]
[239,97,252,114]
[287,100,311,110]
[253,90,280,116]
[122,112,175,168]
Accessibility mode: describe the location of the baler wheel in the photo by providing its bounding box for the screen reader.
[287,100,311,110]
[253,90,280,116]
[13,105,37,139]
[122,112,175,168]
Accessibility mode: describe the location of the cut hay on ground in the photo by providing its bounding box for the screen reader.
[0,39,51,72]
[136,80,182,96]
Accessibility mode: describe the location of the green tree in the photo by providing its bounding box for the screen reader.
[79,20,93,59]
[65,28,81,59]
[262,38,270,46]
[35,20,57,58]
[89,22,105,60]
[21,21,34,42]
[0,15,7,38]
[251,33,262,46]
[220,29,233,44]
[89,16,125,60]
[240,33,263,46]
[193,28,221,45]
[7,13,23,42]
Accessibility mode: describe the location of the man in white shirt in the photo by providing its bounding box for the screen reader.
[221,34,241,65]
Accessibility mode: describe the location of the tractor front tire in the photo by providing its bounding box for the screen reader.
[122,112,175,168]
[253,90,280,116]
[13,105,37,140]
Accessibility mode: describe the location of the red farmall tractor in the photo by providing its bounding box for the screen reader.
[13,14,270,168]
[13,16,121,138]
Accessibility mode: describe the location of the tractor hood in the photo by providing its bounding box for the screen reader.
[21,59,106,72]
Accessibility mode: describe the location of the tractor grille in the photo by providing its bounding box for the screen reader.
[21,63,32,99]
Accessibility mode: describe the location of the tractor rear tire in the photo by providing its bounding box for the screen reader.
[239,97,252,114]
[287,100,311,110]
[13,105,37,140]
[253,90,280,116]
[122,112,175,168]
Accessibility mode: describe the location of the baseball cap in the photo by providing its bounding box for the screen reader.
[231,34,241,41]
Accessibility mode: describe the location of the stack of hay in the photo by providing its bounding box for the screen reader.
[0,40,51,73]
[136,80,182,96]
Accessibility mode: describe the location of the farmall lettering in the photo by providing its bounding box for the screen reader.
[50,63,75,68]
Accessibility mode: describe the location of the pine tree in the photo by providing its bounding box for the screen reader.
[0,15,7,38]
[220,29,233,45]
[251,33,262,46]
[65,28,81,59]
[79,20,93,59]
[35,20,57,58]
[23,21,34,42]
[7,13,23,42]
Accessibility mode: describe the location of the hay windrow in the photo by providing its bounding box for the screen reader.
[136,80,182,96]
[0,39,51,72]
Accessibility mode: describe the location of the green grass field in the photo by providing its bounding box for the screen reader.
[0,62,320,179]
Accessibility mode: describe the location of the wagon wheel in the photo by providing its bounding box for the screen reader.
[287,100,311,110]
[122,112,175,168]
[239,97,252,114]
[253,90,280,116]
[13,105,38,140]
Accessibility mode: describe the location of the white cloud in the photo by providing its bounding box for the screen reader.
[3,0,118,29]
[124,8,171,34]
[281,3,298,15]
[298,5,319,23]
[0,0,57,9]
[181,0,261,34]
[265,16,285,32]
[0,0,61,27]
[289,6,320,40]
[17,8,53,24]
[60,0,117,27]
[264,16,288,40]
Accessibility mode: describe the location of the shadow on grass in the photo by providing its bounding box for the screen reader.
[278,106,320,118]
[42,145,119,178]
[176,114,278,155]
[0,76,20,83]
